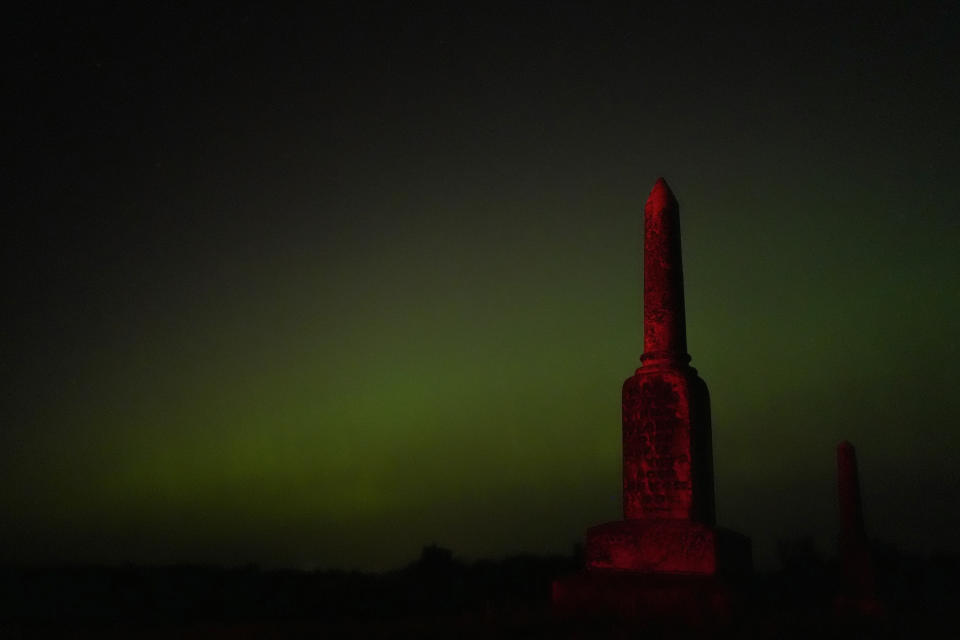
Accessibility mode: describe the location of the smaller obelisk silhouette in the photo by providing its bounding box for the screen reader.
[835,441,881,615]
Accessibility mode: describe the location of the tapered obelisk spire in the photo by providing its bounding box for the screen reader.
[642,178,690,367]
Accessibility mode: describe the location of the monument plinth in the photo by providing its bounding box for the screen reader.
[552,178,751,623]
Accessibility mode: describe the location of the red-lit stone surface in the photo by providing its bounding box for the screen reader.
[586,520,750,575]
[552,178,751,621]
[641,178,689,368]
[622,368,715,524]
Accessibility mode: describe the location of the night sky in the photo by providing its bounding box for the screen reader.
[3,2,958,571]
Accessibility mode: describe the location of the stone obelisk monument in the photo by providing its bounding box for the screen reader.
[553,178,751,621]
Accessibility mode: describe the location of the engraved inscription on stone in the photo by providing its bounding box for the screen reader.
[623,377,693,518]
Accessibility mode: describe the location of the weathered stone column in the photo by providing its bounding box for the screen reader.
[641,178,689,367]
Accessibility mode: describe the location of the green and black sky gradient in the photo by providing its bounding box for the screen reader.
[3,2,958,570]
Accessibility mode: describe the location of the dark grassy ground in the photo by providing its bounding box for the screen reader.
[1,544,954,638]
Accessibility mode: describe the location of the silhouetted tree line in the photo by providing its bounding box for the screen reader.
[0,545,579,625]
[0,540,956,632]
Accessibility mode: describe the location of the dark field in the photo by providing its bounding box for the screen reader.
[1,544,955,638]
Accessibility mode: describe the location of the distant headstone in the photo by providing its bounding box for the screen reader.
[553,179,751,623]
[835,441,882,616]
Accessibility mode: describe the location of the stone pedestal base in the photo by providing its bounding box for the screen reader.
[586,519,751,576]
[552,571,742,626]
[552,519,751,623]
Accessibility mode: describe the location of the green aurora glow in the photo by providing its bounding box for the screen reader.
[3,3,958,570]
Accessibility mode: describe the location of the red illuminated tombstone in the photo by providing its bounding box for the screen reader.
[552,178,751,622]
